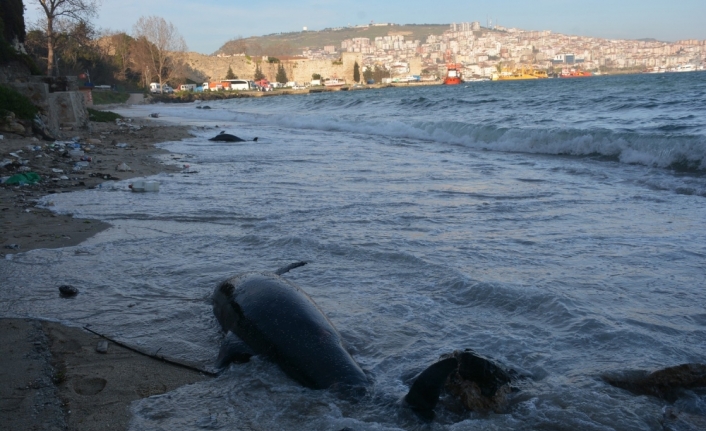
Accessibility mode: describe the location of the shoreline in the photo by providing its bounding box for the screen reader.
[1,108,210,430]
[1,115,194,256]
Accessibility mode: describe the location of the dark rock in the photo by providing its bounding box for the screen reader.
[58,284,79,297]
[443,349,516,413]
[603,364,706,401]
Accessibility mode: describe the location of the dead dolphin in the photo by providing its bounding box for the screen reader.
[212,262,368,393]
[208,131,258,142]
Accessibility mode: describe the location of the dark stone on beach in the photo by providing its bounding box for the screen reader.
[603,363,706,401]
[59,284,79,297]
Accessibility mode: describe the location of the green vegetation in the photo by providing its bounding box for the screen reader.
[0,84,38,120]
[225,66,236,79]
[353,61,360,82]
[276,64,288,83]
[0,12,40,74]
[216,24,449,56]
[91,90,130,105]
[254,64,265,81]
[267,56,280,63]
[87,108,122,122]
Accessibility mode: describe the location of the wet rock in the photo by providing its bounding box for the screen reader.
[405,349,519,419]
[1,112,26,135]
[58,285,79,297]
[603,364,706,401]
[443,349,517,413]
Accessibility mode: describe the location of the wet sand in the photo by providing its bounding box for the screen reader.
[1,113,212,430]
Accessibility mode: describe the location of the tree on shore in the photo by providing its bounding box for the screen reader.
[225,65,236,79]
[253,63,264,81]
[275,63,287,84]
[104,31,134,81]
[372,65,389,83]
[0,0,26,50]
[132,16,187,91]
[363,67,373,83]
[353,61,360,83]
[30,0,99,76]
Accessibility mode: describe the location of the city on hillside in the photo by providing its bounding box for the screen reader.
[283,22,705,80]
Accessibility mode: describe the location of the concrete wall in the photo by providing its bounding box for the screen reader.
[1,62,90,136]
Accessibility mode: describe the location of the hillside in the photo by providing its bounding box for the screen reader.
[216,24,450,56]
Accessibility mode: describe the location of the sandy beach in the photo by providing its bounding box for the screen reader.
[1,111,211,430]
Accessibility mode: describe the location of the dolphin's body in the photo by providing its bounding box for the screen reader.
[212,262,368,391]
[208,131,258,142]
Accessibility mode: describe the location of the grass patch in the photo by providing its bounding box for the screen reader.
[0,84,39,120]
[91,90,131,105]
[87,108,122,122]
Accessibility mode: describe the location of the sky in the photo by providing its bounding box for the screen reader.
[23,0,706,54]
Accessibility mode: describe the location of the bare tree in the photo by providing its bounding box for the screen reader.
[101,30,133,81]
[132,16,187,92]
[32,0,100,76]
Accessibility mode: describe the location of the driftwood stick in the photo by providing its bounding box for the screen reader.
[82,325,218,377]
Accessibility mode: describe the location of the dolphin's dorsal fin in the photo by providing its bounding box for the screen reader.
[274,261,308,275]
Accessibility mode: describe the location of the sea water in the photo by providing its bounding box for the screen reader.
[2,72,706,430]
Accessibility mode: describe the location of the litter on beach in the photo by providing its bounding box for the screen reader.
[116,162,132,171]
[129,180,159,192]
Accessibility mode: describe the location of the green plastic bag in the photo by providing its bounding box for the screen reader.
[4,172,41,185]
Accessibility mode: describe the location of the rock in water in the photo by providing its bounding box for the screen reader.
[59,285,79,297]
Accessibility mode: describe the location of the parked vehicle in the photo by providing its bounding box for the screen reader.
[149,82,174,93]
[222,79,250,91]
[179,84,196,92]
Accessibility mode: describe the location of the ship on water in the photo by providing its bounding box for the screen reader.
[559,68,592,78]
[491,66,549,81]
[443,63,463,85]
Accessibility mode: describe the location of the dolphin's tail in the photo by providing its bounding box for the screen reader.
[274,261,308,275]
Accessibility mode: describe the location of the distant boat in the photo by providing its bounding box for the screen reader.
[324,79,346,87]
[443,64,463,85]
[559,68,592,78]
[492,66,548,81]
[671,64,696,73]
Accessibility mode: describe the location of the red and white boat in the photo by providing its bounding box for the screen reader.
[560,68,592,78]
[443,63,463,85]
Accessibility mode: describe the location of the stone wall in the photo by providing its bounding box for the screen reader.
[183,52,364,84]
[1,61,90,136]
